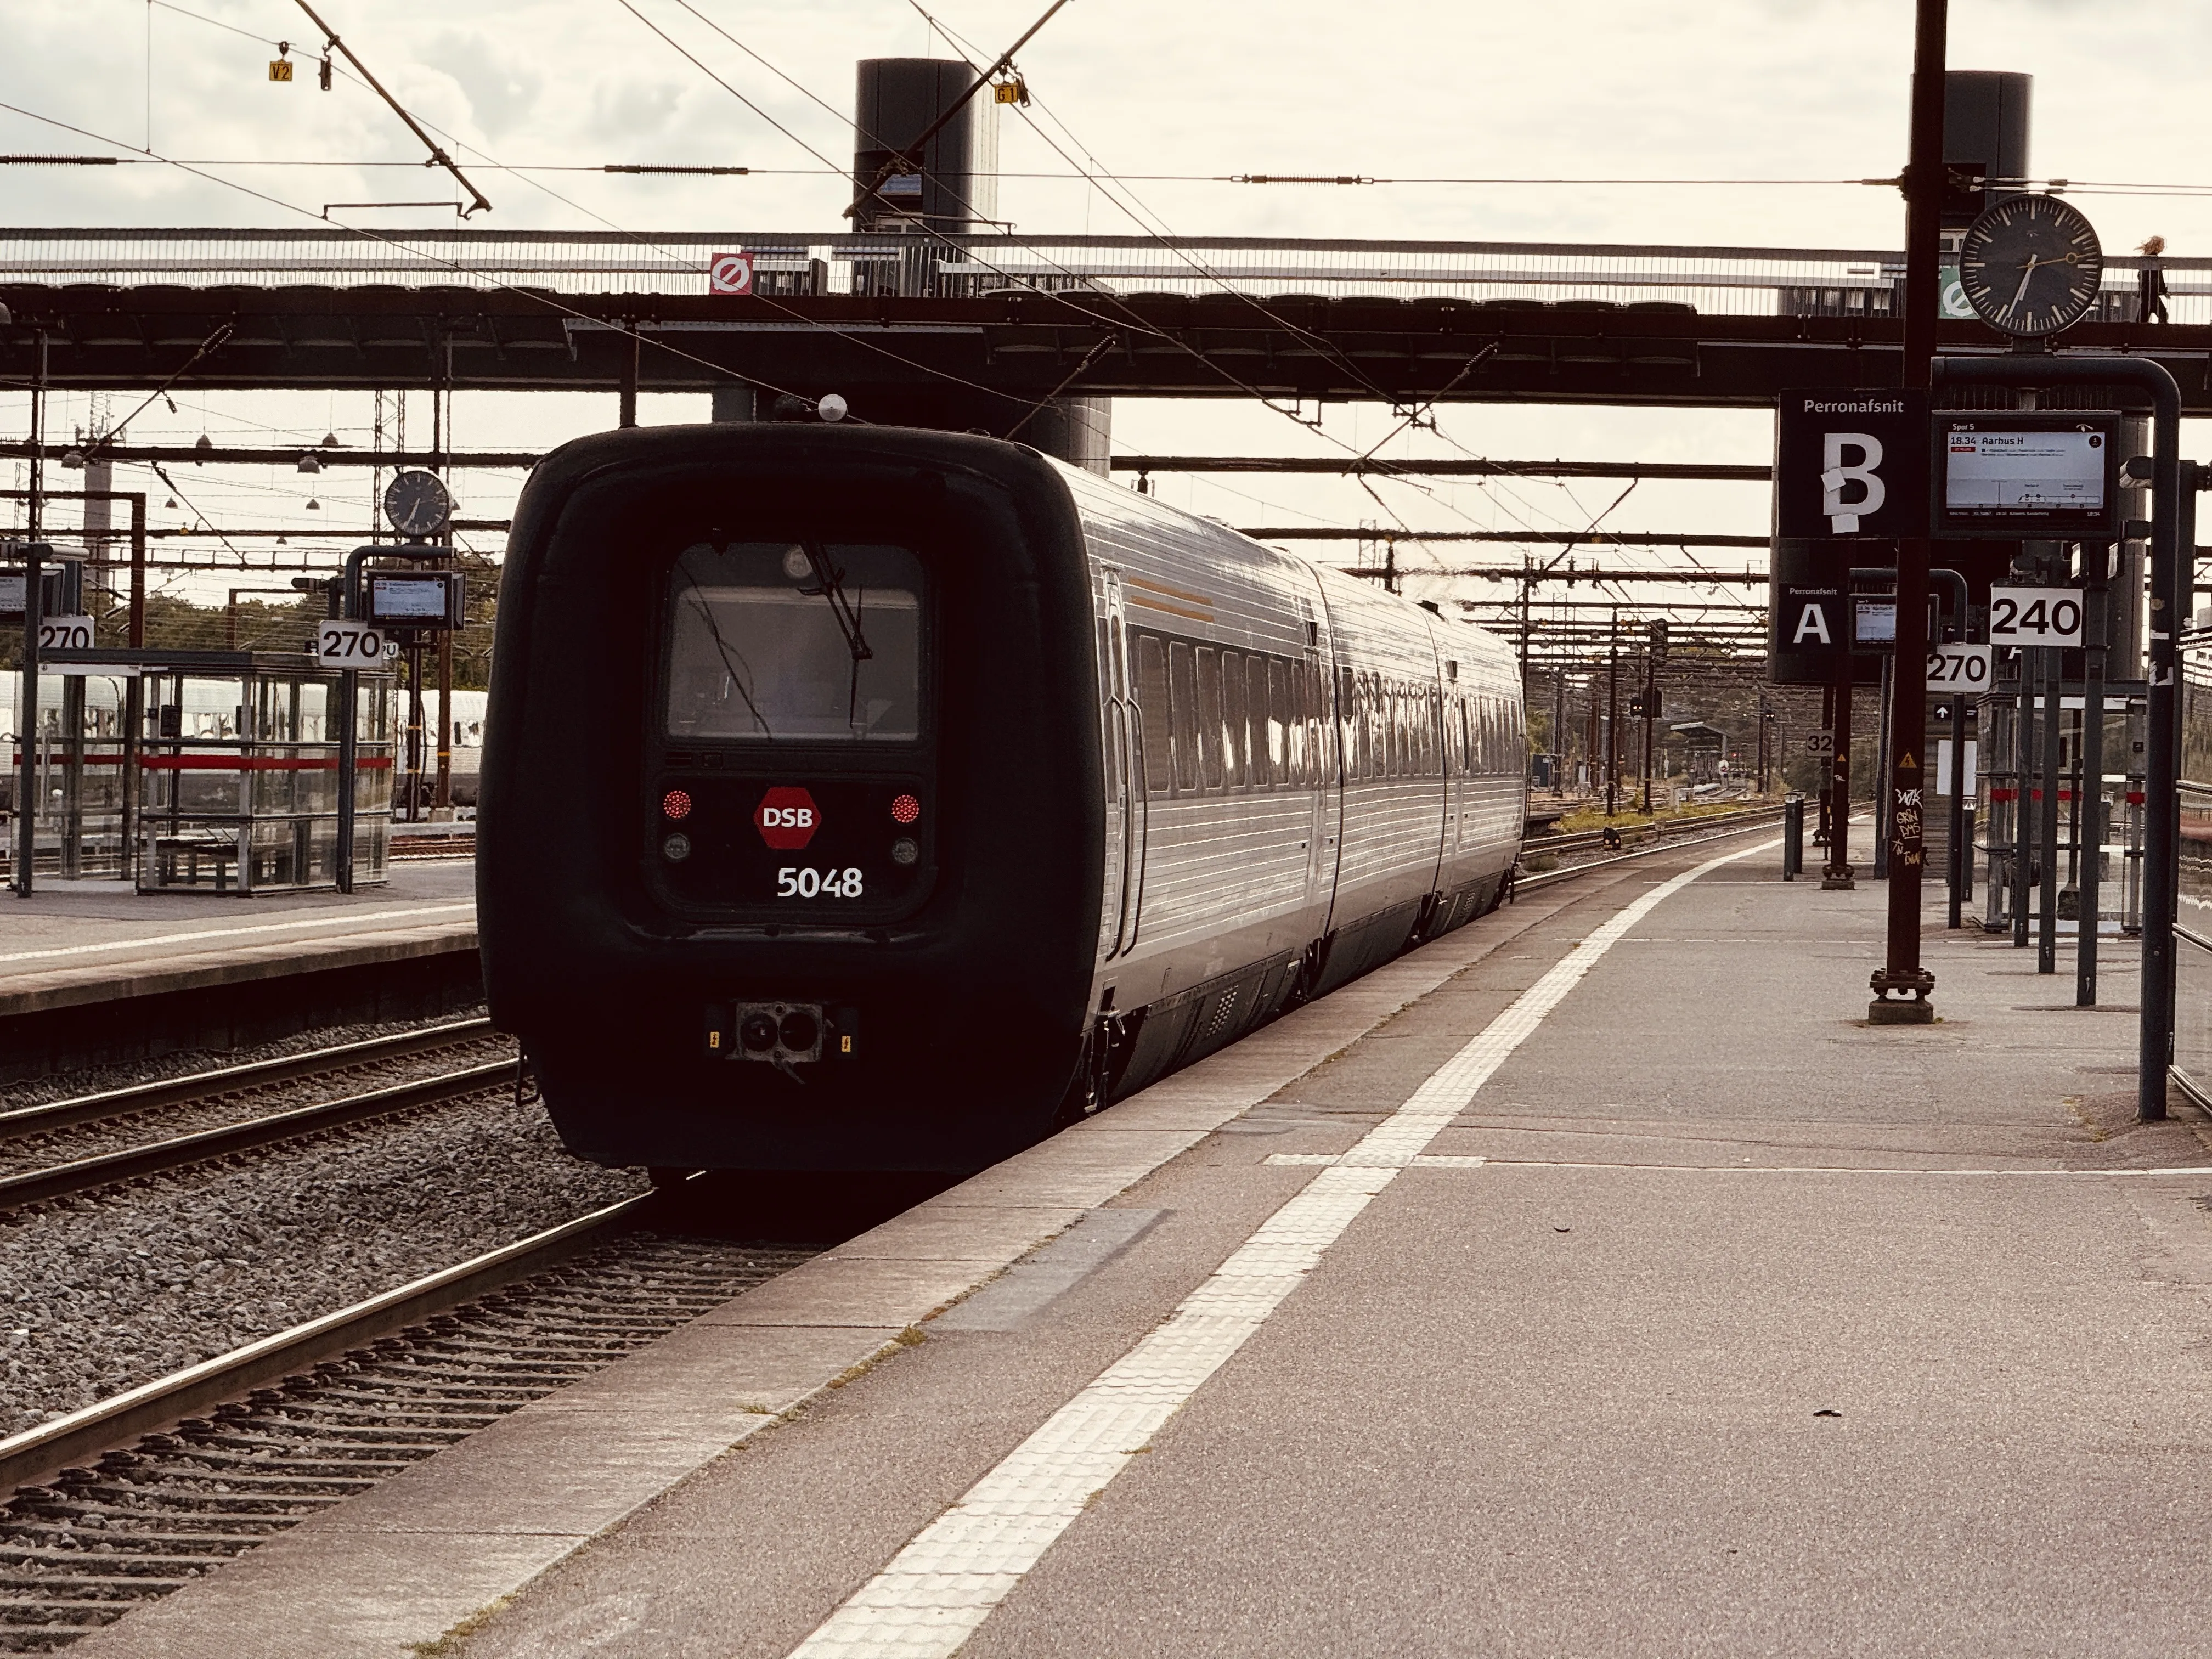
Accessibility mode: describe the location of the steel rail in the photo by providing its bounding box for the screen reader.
[0,1058,517,1210]
[0,1193,651,1502]
[1527,802,1784,859]
[1516,804,1791,893]
[0,1017,496,1142]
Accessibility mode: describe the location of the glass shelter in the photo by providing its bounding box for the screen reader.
[1972,681,2146,940]
[5,648,396,894]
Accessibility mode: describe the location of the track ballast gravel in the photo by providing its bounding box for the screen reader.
[0,1088,648,1437]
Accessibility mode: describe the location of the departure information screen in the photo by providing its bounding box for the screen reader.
[1933,414,2121,537]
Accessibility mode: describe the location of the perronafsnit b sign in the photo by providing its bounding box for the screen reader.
[1774,389,1931,541]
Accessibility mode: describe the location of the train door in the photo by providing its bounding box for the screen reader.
[1306,590,1344,930]
[1446,681,1466,859]
[1097,568,1146,958]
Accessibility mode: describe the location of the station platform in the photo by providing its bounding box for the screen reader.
[0,864,477,1075]
[74,824,2212,1657]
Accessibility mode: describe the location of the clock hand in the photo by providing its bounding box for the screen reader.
[2011,255,2041,311]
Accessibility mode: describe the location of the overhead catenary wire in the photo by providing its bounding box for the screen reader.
[287,1,490,215]
[48,2,1087,429]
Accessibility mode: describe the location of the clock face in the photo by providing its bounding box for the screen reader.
[1959,195,2104,337]
[382,469,452,538]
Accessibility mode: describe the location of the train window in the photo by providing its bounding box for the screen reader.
[1300,668,1318,787]
[1256,656,1280,788]
[1169,640,1199,793]
[664,542,922,742]
[1459,699,1472,772]
[1135,635,1174,795]
[1195,647,1225,789]
[1221,651,1248,788]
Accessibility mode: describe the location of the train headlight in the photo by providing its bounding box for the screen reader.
[662,833,692,862]
[891,837,919,866]
[891,793,921,824]
[740,1012,779,1053]
[662,788,692,821]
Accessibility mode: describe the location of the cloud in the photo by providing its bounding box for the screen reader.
[425,32,547,139]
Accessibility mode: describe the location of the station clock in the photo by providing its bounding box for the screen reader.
[382,469,452,539]
[1957,195,2104,338]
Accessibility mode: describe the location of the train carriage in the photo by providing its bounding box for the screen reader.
[478,424,1523,1176]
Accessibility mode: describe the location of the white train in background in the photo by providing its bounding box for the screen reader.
[0,678,487,809]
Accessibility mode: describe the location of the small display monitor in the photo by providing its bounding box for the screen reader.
[1932,412,2121,538]
[366,571,463,628]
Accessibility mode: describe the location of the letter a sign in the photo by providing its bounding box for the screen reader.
[1775,388,1928,541]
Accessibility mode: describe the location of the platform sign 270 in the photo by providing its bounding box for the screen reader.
[36,615,92,652]
[315,620,390,668]
[1987,586,2084,650]
[1926,642,1993,692]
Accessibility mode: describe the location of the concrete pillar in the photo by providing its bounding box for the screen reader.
[1018,396,1111,476]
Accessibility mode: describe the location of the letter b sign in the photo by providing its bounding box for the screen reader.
[1776,389,1927,540]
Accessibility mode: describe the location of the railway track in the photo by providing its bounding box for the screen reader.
[0,821,1796,1650]
[0,1021,515,1211]
[0,1197,806,1652]
[1516,802,1790,894]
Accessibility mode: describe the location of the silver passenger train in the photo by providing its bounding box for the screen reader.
[479,426,1526,1176]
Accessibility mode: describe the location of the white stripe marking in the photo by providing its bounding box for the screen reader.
[0,903,474,967]
[1262,1155,2212,1177]
[784,838,1778,1658]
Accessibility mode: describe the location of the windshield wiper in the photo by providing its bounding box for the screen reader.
[797,542,874,729]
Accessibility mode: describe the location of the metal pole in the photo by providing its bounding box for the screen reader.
[1605,611,1619,817]
[336,546,372,895]
[1640,658,1654,812]
[14,332,47,898]
[2079,569,2107,1006]
[2012,648,2034,948]
[1869,0,1948,1017]
[2038,645,2062,973]
[1816,682,1834,846]
[128,493,145,648]
[1949,676,1967,928]
[1552,669,1565,797]
[2160,470,2199,1106]
[1826,657,1855,886]
[1874,651,1894,878]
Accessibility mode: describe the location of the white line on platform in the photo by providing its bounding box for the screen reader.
[1261,1154,2212,1177]
[0,902,476,967]
[783,837,1780,1659]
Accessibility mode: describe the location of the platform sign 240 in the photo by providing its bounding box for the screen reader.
[1987,586,2084,650]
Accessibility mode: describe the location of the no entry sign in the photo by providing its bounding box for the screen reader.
[709,251,755,295]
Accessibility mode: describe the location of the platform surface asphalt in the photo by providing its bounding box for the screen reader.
[0,861,475,1013]
[76,827,2212,1658]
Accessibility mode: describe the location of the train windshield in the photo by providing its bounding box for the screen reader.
[664,541,923,742]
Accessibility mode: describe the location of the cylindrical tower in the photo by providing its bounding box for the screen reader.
[853,59,999,234]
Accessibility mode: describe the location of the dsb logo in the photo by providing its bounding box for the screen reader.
[755,786,821,850]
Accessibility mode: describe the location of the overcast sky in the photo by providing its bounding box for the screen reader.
[3,0,2207,604]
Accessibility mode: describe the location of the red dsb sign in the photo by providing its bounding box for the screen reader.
[755,786,820,850]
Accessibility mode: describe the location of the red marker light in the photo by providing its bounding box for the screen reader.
[891,793,921,825]
[662,789,693,821]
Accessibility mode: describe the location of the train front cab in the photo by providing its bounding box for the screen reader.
[478,427,1107,1176]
